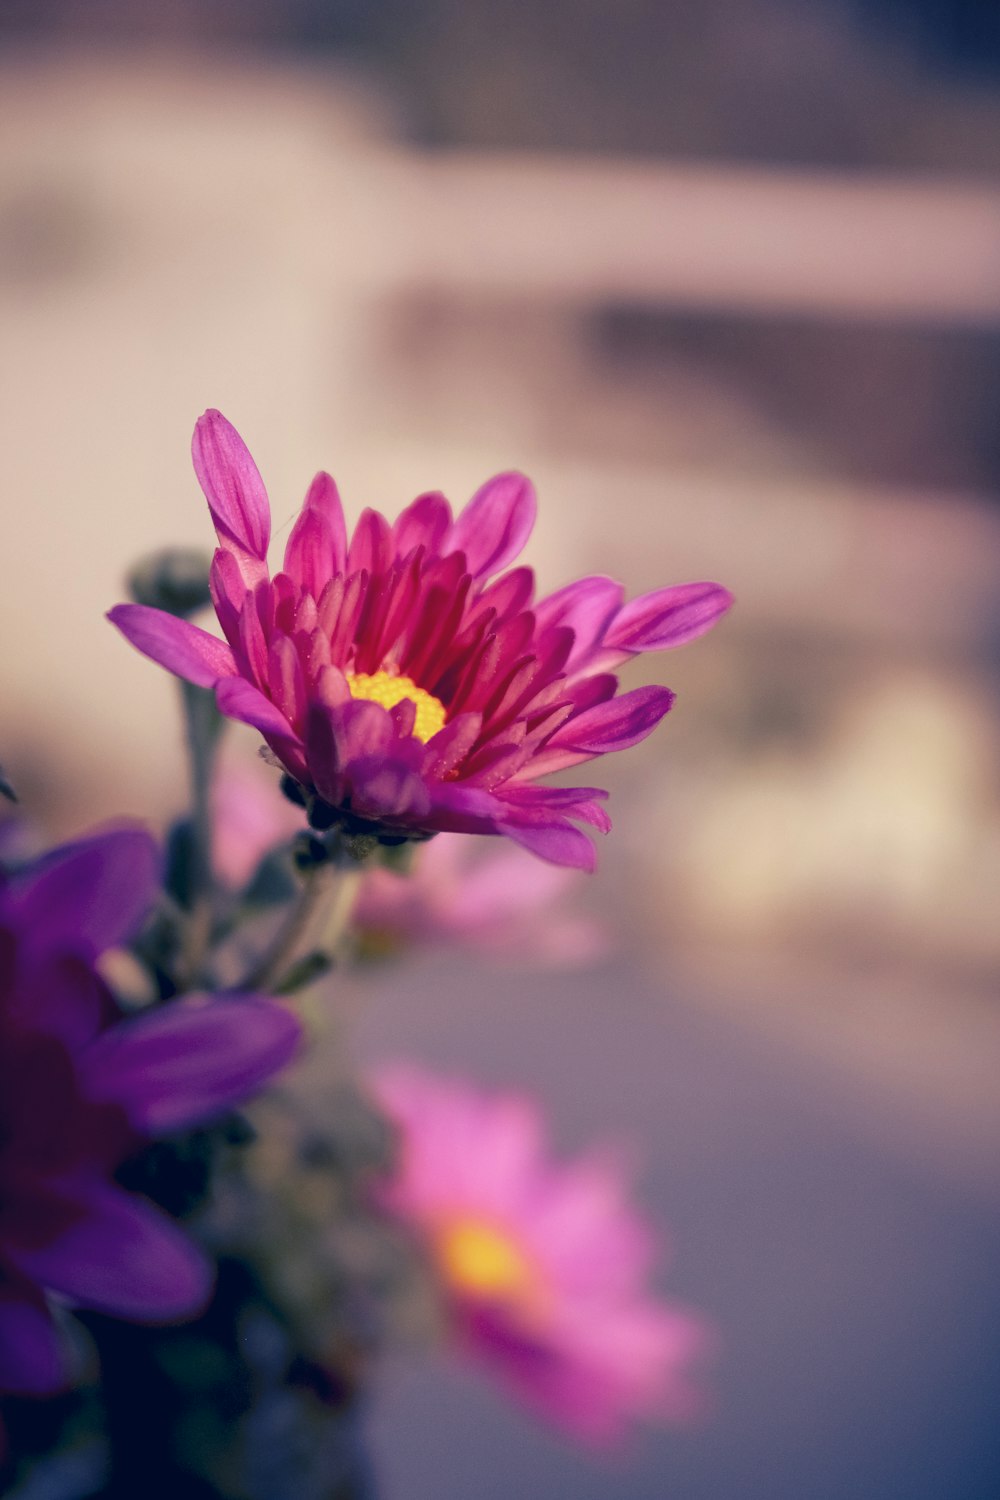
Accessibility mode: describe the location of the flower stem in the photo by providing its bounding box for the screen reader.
[244,854,363,994]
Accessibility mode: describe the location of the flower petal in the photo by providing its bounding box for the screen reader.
[534,576,624,671]
[499,818,598,871]
[214,679,308,781]
[192,409,270,569]
[554,685,675,755]
[11,1182,211,1321]
[449,472,537,579]
[214,677,295,740]
[604,582,734,653]
[394,491,452,557]
[108,604,238,690]
[78,995,301,1135]
[284,473,347,595]
[10,827,159,958]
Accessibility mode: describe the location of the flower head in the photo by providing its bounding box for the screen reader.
[370,1064,710,1444]
[110,412,731,869]
[0,828,300,1397]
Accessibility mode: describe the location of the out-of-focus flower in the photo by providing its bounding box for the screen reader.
[0,828,301,1398]
[110,411,731,869]
[210,749,304,890]
[354,835,610,967]
[370,1064,710,1444]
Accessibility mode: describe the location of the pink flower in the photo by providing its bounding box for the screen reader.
[110,411,731,869]
[370,1064,710,1444]
[354,835,610,966]
[209,750,304,889]
[0,828,300,1397]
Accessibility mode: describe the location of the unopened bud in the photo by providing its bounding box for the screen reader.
[127,548,213,618]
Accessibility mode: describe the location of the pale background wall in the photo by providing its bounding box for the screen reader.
[1,8,999,1495]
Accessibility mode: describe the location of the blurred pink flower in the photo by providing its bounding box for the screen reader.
[210,751,304,889]
[354,835,610,967]
[0,828,300,1398]
[111,409,731,869]
[370,1064,710,1445]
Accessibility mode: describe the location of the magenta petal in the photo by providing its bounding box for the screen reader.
[348,761,432,821]
[605,582,734,652]
[500,818,598,871]
[78,996,301,1134]
[215,680,307,781]
[449,471,537,578]
[305,471,347,572]
[11,827,158,957]
[556,685,675,754]
[534,576,624,669]
[501,784,612,833]
[12,1182,210,1321]
[0,1288,66,1395]
[210,547,248,647]
[108,604,238,690]
[214,678,295,741]
[284,474,346,594]
[394,491,452,556]
[192,409,270,565]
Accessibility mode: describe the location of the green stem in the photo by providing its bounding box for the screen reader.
[243,859,363,996]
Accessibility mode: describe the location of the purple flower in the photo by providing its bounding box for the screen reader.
[0,828,300,1397]
[110,411,731,869]
[371,1064,711,1444]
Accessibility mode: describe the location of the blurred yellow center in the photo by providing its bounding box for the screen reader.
[437,1218,537,1303]
[346,671,446,743]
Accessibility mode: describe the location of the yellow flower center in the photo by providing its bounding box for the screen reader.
[436,1218,540,1306]
[346,670,446,743]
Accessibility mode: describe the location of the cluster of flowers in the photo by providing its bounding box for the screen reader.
[2,411,730,1483]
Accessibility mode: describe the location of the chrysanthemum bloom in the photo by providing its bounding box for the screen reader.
[370,1064,710,1444]
[110,411,731,868]
[0,828,300,1398]
[354,834,610,967]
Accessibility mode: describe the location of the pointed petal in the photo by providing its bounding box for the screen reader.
[214,679,307,781]
[11,827,158,957]
[499,818,598,871]
[347,509,392,577]
[500,783,612,832]
[192,410,270,566]
[555,685,675,754]
[449,471,537,579]
[534,576,624,670]
[422,712,482,780]
[214,677,295,741]
[605,582,734,652]
[209,546,247,647]
[79,996,301,1134]
[11,1183,211,1321]
[108,604,238,689]
[284,475,347,597]
[394,491,452,557]
[305,471,346,571]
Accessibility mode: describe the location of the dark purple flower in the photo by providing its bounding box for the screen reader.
[0,828,300,1397]
[110,411,732,869]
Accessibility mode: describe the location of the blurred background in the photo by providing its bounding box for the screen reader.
[1,4,999,1497]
